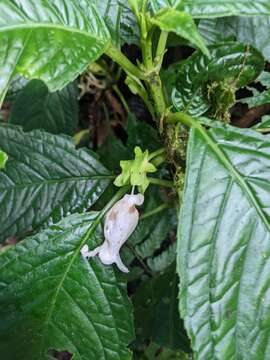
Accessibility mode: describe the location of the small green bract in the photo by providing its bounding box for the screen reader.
[114,146,157,193]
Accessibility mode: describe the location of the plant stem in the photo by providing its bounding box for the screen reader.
[142,0,148,12]
[142,36,153,70]
[126,243,153,275]
[105,43,146,80]
[150,80,167,118]
[155,30,168,70]
[148,147,165,160]
[256,127,270,133]
[140,203,171,220]
[148,177,174,188]
[152,154,166,167]
[112,84,130,114]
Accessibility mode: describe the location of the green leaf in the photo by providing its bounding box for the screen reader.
[198,17,270,61]
[98,133,132,172]
[147,242,176,273]
[172,42,264,116]
[178,119,270,359]
[151,0,270,17]
[133,263,190,352]
[135,211,172,258]
[126,113,162,153]
[0,0,109,106]
[0,212,134,359]
[240,89,270,108]
[0,149,8,169]
[252,115,270,130]
[9,80,79,135]
[179,1,270,18]
[257,71,270,87]
[0,124,111,242]
[96,0,140,46]
[151,9,210,56]
[5,75,28,102]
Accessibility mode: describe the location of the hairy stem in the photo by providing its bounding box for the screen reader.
[155,30,168,70]
[105,43,146,80]
[148,147,166,160]
[148,177,174,188]
[112,84,130,114]
[126,243,153,275]
[140,203,171,220]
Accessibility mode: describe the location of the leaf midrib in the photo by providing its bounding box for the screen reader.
[195,123,270,232]
[0,174,113,192]
[39,187,129,359]
[39,213,101,359]
[0,23,109,43]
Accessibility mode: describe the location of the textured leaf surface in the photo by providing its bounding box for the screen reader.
[9,80,79,135]
[253,115,270,130]
[0,212,134,360]
[133,264,190,352]
[95,0,140,46]
[172,43,264,116]
[151,9,209,56]
[178,121,270,359]
[240,89,270,108]
[199,17,270,61]
[0,124,110,242]
[0,0,109,106]
[151,0,270,17]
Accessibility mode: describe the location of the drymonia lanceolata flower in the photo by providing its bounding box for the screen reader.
[81,193,144,272]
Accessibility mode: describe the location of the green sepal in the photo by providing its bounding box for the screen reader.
[114,146,157,193]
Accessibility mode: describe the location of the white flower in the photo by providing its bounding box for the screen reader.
[81,193,144,272]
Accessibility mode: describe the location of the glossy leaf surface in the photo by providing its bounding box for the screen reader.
[178,121,270,359]
[0,0,109,106]
[172,43,264,116]
[9,80,79,135]
[151,0,270,18]
[199,17,270,61]
[0,212,134,359]
[240,89,270,108]
[0,124,110,242]
[151,9,209,56]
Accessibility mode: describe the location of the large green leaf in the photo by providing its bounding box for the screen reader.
[172,43,264,116]
[199,17,270,61]
[95,0,140,46]
[9,80,79,135]
[0,211,134,359]
[151,0,270,17]
[0,124,111,242]
[151,9,209,56]
[0,0,109,106]
[177,118,270,359]
[133,263,190,352]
